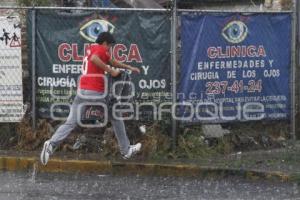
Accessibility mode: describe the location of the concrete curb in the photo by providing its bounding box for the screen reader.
[0,156,298,182]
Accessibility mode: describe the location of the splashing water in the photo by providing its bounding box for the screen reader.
[29,162,38,184]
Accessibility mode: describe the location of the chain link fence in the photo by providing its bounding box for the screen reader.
[0,4,297,160]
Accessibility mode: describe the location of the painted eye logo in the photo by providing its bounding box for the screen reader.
[222,21,248,44]
[80,19,115,42]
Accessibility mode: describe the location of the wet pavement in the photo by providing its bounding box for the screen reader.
[0,171,299,200]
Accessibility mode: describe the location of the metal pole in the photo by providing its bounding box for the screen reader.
[0,6,170,12]
[31,9,36,130]
[296,0,299,140]
[178,9,292,13]
[291,0,297,140]
[171,0,177,150]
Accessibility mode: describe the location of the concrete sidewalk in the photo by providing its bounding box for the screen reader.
[0,148,299,182]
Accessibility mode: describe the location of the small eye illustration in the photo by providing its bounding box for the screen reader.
[80,19,115,42]
[222,21,248,44]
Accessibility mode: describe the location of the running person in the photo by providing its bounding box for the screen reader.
[40,32,141,165]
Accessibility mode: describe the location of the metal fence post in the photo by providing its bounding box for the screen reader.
[31,8,37,130]
[171,0,177,150]
[296,0,299,140]
[291,0,297,140]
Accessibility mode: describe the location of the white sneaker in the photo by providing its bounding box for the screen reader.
[139,125,146,134]
[123,143,142,159]
[40,140,53,165]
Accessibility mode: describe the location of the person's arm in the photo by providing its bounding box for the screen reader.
[90,54,120,77]
[109,59,141,74]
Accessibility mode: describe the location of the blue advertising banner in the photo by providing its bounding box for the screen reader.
[179,13,291,123]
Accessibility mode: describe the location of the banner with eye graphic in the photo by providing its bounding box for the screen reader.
[27,10,171,120]
[179,13,291,123]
